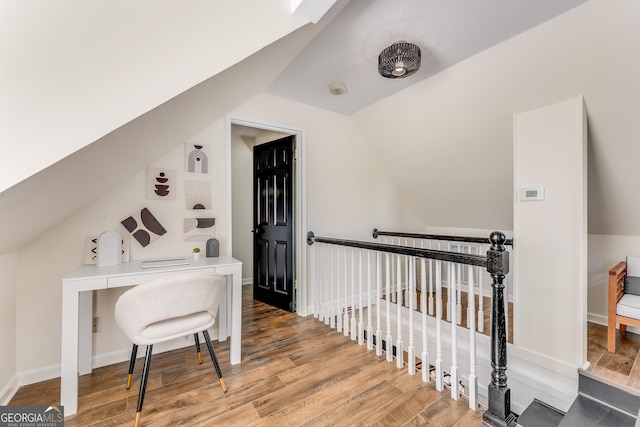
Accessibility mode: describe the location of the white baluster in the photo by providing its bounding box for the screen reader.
[421,257,429,382]
[450,265,459,400]
[468,264,478,409]
[318,245,329,323]
[435,260,444,391]
[311,241,318,319]
[367,251,373,351]
[429,241,440,316]
[358,250,364,345]
[376,252,383,356]
[408,257,416,375]
[396,255,403,369]
[336,247,342,332]
[477,261,484,334]
[323,244,328,324]
[404,255,409,309]
[428,258,434,316]
[343,247,349,337]
[351,249,357,341]
[456,247,463,325]
[446,244,452,322]
[386,253,393,363]
[329,245,334,328]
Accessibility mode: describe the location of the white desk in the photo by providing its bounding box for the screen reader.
[60,256,242,416]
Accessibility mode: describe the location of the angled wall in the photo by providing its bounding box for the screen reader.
[0,0,316,193]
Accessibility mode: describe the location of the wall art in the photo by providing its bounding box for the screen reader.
[185,143,211,174]
[121,207,167,247]
[146,167,176,200]
[184,217,215,241]
[185,180,212,210]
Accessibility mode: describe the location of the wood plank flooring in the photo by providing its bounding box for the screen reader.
[10,286,484,426]
[586,322,640,389]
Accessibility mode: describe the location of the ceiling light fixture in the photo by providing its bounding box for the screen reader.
[329,82,347,95]
[378,40,421,79]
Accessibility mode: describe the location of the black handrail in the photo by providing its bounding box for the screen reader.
[307,230,516,426]
[372,228,514,247]
[307,232,487,267]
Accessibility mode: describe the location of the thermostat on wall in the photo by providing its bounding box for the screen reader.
[520,187,545,201]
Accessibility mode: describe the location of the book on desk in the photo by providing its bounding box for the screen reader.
[140,258,190,269]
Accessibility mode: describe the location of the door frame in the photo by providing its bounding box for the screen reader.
[225,115,309,316]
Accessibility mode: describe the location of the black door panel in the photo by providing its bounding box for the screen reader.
[253,136,295,311]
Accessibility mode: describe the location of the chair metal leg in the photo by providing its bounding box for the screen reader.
[202,329,227,393]
[194,333,203,364]
[126,344,138,389]
[135,345,153,427]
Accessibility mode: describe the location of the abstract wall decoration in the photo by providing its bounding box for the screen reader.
[84,234,130,264]
[185,180,212,210]
[184,217,216,241]
[121,207,167,247]
[185,143,211,174]
[146,167,176,200]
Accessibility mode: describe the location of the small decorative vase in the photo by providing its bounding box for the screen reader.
[193,252,200,260]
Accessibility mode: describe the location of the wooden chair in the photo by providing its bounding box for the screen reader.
[115,272,227,427]
[608,256,640,353]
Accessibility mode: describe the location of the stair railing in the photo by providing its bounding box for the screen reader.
[307,230,516,426]
[373,229,514,341]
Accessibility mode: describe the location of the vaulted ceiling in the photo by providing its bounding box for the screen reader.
[1,0,613,254]
[268,0,589,114]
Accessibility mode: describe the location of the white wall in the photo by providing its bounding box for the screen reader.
[10,92,419,385]
[231,134,255,283]
[351,0,640,236]
[14,126,228,378]
[513,96,587,368]
[351,0,640,372]
[232,94,424,239]
[0,253,17,404]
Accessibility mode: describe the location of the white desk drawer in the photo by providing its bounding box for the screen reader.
[107,267,216,288]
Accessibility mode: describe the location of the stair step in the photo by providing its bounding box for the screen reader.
[578,368,640,416]
[558,395,636,427]
[518,369,640,427]
[517,398,565,427]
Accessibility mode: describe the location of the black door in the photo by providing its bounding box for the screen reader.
[253,135,295,312]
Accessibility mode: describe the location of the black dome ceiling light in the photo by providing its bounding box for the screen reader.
[378,40,421,79]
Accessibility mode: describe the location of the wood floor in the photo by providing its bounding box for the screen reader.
[10,286,485,426]
[586,321,640,389]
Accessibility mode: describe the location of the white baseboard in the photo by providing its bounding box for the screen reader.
[587,312,607,326]
[0,374,18,406]
[14,332,221,390]
[17,364,60,388]
[242,277,253,285]
[93,336,200,369]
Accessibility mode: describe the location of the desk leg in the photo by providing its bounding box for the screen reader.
[218,280,228,342]
[78,291,93,375]
[230,265,242,365]
[61,286,80,416]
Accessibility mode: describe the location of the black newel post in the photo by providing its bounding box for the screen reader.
[483,231,517,427]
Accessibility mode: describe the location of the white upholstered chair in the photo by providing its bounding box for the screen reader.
[608,256,640,353]
[115,272,227,427]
